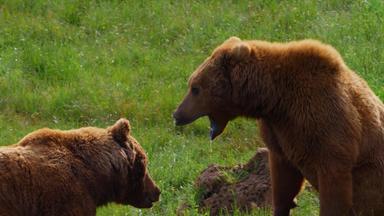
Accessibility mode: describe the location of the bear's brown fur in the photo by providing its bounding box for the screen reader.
[174,37,384,216]
[0,118,160,216]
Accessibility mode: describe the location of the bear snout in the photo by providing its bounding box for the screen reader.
[138,187,161,208]
[143,174,161,204]
[148,186,161,203]
[173,109,204,126]
[173,111,189,126]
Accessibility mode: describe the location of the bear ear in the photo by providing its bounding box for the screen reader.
[230,42,251,60]
[110,118,131,144]
[224,36,242,44]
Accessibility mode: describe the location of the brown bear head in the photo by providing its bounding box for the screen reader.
[108,119,161,208]
[174,37,260,140]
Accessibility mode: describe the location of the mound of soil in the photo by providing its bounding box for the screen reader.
[195,148,272,215]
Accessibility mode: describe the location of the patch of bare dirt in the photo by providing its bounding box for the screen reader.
[195,148,272,215]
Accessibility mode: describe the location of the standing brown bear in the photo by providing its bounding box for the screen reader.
[0,118,160,216]
[173,37,384,216]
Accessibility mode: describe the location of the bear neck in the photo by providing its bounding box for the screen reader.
[230,48,284,119]
[64,136,129,206]
[87,152,130,206]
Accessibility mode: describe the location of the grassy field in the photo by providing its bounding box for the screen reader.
[0,0,383,215]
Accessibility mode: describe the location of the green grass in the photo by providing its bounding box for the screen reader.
[0,0,383,215]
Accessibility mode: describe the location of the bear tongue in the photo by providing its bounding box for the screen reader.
[209,117,228,140]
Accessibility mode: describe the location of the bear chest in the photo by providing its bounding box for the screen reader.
[261,121,320,187]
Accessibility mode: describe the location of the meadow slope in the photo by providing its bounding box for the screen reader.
[0,0,383,215]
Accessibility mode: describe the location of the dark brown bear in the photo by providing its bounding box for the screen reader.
[0,118,160,216]
[173,37,384,216]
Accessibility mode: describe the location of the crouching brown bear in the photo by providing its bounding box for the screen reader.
[173,37,384,216]
[0,118,160,216]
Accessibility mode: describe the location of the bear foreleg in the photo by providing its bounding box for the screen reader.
[318,168,355,216]
[269,151,304,216]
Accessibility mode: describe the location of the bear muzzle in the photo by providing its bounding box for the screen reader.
[173,110,204,126]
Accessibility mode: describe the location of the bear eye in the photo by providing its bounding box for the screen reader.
[191,87,200,96]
